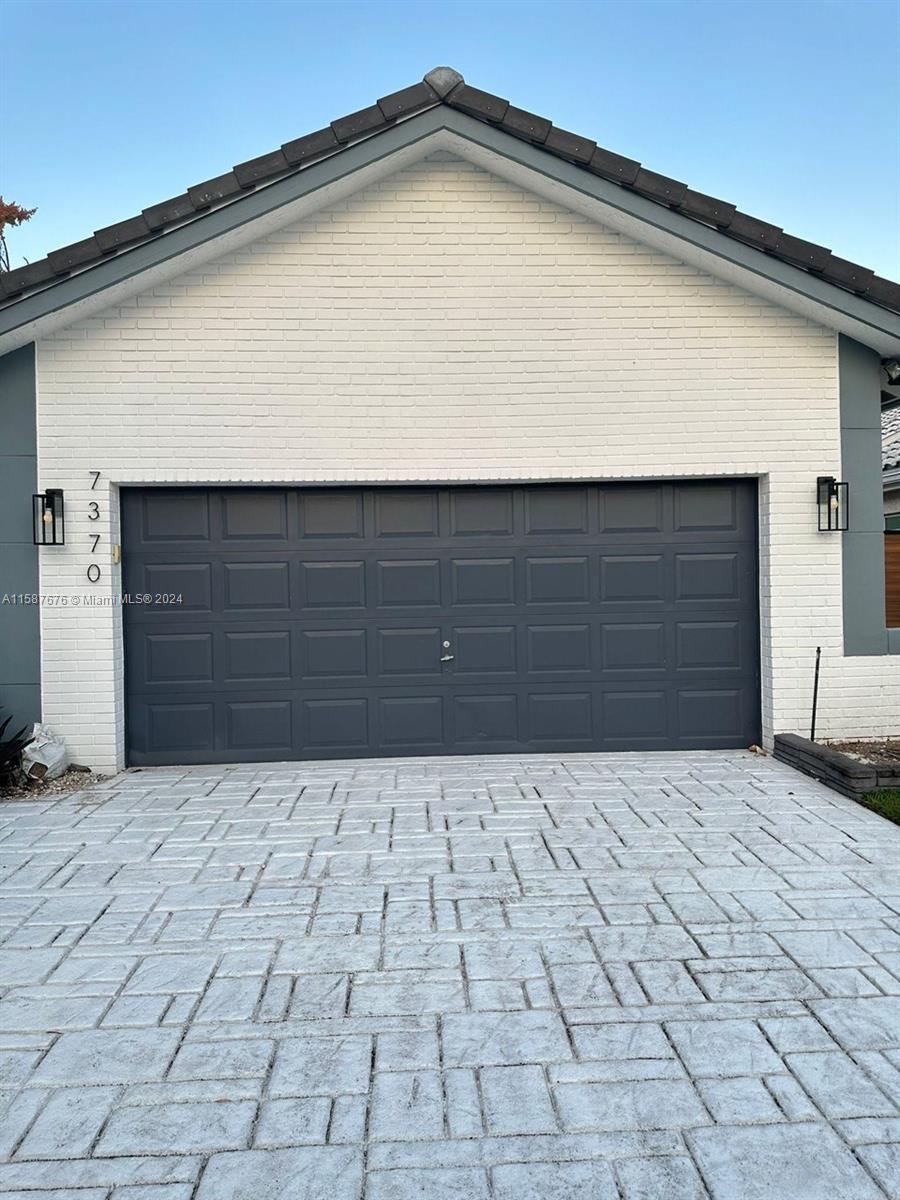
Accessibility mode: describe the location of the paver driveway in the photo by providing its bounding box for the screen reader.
[1,751,899,1200]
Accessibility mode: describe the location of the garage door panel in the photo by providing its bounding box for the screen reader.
[144,702,214,755]
[526,625,592,674]
[299,561,367,609]
[600,555,665,604]
[145,633,214,685]
[600,487,664,534]
[675,553,740,601]
[379,696,445,747]
[303,697,369,751]
[528,692,593,743]
[221,492,289,541]
[677,688,745,739]
[674,484,739,532]
[377,627,442,676]
[450,558,516,605]
[223,630,292,682]
[453,694,519,745]
[300,491,364,539]
[124,480,759,764]
[601,690,668,742]
[676,621,742,670]
[452,626,517,675]
[376,560,441,607]
[600,623,666,672]
[140,563,213,611]
[450,490,515,537]
[301,629,368,679]
[374,490,440,538]
[524,487,591,535]
[526,557,591,605]
[139,490,211,543]
[227,700,293,752]
[223,562,291,610]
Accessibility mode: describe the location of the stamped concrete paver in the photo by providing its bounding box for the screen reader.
[1,750,899,1197]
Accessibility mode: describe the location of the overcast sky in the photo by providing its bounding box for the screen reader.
[3,0,899,278]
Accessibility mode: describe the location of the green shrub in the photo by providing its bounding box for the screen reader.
[0,709,34,789]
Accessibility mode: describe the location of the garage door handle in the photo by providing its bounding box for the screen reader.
[441,641,454,662]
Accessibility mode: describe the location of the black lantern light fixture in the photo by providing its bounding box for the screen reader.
[816,476,848,532]
[32,489,65,545]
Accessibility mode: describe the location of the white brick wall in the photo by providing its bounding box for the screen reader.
[34,153,899,770]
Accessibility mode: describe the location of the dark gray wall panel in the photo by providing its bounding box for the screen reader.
[0,344,40,731]
[122,481,760,764]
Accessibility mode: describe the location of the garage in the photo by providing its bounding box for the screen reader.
[122,480,760,765]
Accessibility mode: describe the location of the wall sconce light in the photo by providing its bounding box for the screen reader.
[816,476,848,532]
[32,489,65,545]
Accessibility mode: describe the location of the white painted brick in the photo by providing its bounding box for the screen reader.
[34,154,899,770]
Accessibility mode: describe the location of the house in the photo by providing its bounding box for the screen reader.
[1,67,898,772]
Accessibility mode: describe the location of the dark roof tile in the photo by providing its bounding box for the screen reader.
[94,214,152,253]
[234,149,290,188]
[727,210,784,251]
[774,232,832,273]
[825,255,875,294]
[331,104,385,143]
[281,126,338,166]
[446,84,508,123]
[633,169,687,207]
[866,275,900,311]
[681,189,736,228]
[588,146,641,185]
[143,192,195,231]
[2,66,898,320]
[0,258,57,297]
[48,238,102,275]
[544,127,596,165]
[501,106,551,144]
[377,81,438,121]
[188,172,241,210]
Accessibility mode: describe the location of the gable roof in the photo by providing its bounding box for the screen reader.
[2,67,899,344]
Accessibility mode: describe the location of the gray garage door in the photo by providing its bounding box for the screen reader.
[122,481,760,765]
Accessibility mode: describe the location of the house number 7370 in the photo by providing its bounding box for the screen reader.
[87,471,101,582]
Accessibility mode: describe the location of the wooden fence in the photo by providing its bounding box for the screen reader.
[887,533,900,628]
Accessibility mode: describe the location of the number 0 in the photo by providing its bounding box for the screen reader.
[86,564,101,583]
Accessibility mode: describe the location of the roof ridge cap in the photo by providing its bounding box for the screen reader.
[424,66,464,98]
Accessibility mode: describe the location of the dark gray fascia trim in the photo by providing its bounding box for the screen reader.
[1,108,899,351]
[839,334,896,656]
[0,342,41,729]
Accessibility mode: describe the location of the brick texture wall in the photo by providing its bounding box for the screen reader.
[34,153,899,770]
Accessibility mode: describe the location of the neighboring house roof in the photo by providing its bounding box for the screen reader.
[884,405,900,472]
[1,67,899,349]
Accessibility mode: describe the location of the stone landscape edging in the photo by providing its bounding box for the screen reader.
[773,733,900,797]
